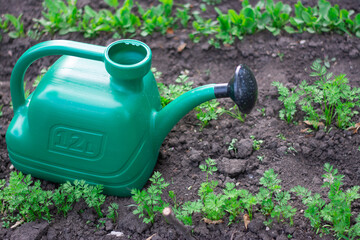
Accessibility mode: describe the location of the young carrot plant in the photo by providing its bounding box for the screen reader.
[130,171,170,224]
[83,184,106,218]
[271,81,299,123]
[106,203,119,223]
[257,169,296,226]
[291,163,360,239]
[195,100,224,130]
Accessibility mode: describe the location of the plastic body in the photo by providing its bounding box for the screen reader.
[6,40,217,196]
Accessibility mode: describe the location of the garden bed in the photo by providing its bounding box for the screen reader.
[0,0,360,239]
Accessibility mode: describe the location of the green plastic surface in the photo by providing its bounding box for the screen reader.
[6,40,217,196]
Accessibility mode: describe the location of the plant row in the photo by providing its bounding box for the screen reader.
[0,172,119,228]
[273,59,360,130]
[1,0,359,46]
[131,159,360,239]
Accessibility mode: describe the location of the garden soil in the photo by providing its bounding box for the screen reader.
[0,0,360,239]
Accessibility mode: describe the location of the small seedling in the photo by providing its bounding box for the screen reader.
[131,171,170,224]
[278,52,284,61]
[276,133,286,141]
[250,136,263,151]
[106,203,119,223]
[257,155,265,162]
[227,138,238,153]
[220,105,246,122]
[257,108,266,116]
[195,100,224,130]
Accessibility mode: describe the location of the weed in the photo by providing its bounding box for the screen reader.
[227,138,238,153]
[219,105,246,122]
[106,203,119,223]
[277,52,284,61]
[250,136,263,151]
[0,104,3,118]
[291,163,360,238]
[131,171,170,224]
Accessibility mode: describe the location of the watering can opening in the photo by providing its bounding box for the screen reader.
[104,40,152,82]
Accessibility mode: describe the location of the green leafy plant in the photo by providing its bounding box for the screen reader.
[263,0,291,36]
[33,67,48,87]
[219,105,246,122]
[176,3,191,28]
[0,172,53,223]
[189,11,217,43]
[131,171,170,224]
[276,133,286,141]
[53,180,84,217]
[195,100,224,130]
[272,81,300,123]
[137,0,175,36]
[106,203,119,223]
[298,59,360,129]
[35,0,81,35]
[227,138,238,153]
[250,135,263,151]
[83,185,106,218]
[3,14,25,38]
[202,0,221,5]
[257,169,296,226]
[174,200,202,226]
[292,163,360,239]
[157,71,193,107]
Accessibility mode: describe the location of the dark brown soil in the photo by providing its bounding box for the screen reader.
[0,0,360,239]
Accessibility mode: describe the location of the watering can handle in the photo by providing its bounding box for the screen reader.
[10,40,105,112]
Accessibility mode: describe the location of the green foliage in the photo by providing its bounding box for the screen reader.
[82,0,140,38]
[189,11,217,43]
[227,138,238,153]
[33,67,48,87]
[286,0,357,35]
[174,200,202,226]
[271,81,299,123]
[3,14,25,38]
[106,203,119,223]
[0,172,52,223]
[299,60,360,129]
[273,60,360,129]
[202,0,221,5]
[219,105,246,122]
[176,4,191,28]
[250,135,263,151]
[157,71,193,107]
[195,100,224,130]
[257,169,296,226]
[35,0,81,35]
[131,171,170,224]
[53,180,84,216]
[291,163,360,239]
[137,0,175,36]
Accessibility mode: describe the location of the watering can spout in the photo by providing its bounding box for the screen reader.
[154,64,258,146]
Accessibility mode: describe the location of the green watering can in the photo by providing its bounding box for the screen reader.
[6,39,257,196]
